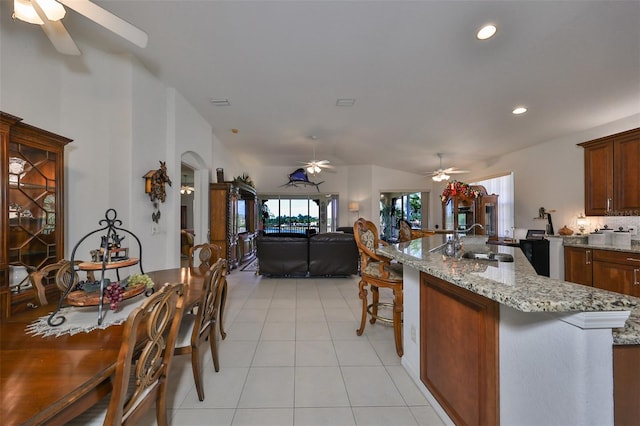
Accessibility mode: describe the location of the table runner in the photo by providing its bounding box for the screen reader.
[26,294,145,338]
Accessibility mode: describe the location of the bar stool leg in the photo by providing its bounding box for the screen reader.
[357,279,368,336]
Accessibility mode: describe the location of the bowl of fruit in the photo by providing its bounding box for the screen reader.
[67,274,154,310]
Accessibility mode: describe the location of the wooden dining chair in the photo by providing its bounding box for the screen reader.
[174,258,227,401]
[68,282,184,426]
[398,219,435,242]
[353,218,404,356]
[188,243,223,271]
[29,260,93,306]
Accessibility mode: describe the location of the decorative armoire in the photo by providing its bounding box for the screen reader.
[209,180,258,270]
[1,112,71,318]
[441,182,499,239]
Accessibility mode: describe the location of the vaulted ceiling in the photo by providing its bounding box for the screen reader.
[6,0,640,175]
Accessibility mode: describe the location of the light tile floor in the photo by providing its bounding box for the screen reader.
[138,270,445,425]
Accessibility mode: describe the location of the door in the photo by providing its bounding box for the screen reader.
[563,246,592,286]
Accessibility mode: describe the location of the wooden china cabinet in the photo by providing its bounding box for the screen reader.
[441,183,498,239]
[1,112,71,318]
[209,180,258,271]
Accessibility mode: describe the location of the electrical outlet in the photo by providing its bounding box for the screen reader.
[411,325,416,343]
[151,224,159,235]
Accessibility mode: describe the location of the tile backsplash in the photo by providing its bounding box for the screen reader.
[586,216,640,239]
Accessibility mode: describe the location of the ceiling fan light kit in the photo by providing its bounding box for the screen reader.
[13,0,148,56]
[430,153,469,182]
[299,136,333,176]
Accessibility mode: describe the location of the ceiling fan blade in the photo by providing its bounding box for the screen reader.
[448,169,470,174]
[32,0,81,55]
[57,0,148,48]
[315,160,331,166]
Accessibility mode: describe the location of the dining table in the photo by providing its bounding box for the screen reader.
[0,266,208,426]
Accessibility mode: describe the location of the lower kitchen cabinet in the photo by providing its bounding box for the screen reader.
[564,246,593,286]
[593,250,640,297]
[613,344,640,425]
[564,246,640,297]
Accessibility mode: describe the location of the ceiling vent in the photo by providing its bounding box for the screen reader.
[210,98,231,106]
[336,98,355,107]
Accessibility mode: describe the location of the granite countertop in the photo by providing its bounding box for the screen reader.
[550,234,640,253]
[378,234,640,345]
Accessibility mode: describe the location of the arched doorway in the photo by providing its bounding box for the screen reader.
[180,151,209,264]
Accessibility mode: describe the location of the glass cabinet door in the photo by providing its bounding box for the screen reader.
[2,114,70,316]
[9,142,59,269]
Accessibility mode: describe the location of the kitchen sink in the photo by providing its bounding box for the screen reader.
[462,251,514,262]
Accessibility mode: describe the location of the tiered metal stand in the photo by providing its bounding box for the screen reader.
[47,209,149,326]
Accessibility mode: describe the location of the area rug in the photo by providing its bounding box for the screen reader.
[240,257,259,272]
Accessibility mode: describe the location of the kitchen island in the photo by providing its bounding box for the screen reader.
[378,234,638,426]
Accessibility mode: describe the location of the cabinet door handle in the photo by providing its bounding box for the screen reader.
[626,257,640,263]
[634,268,639,286]
[607,198,611,212]
[586,250,591,265]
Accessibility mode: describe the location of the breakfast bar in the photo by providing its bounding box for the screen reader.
[378,234,638,426]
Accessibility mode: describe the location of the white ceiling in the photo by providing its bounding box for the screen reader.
[9,0,640,175]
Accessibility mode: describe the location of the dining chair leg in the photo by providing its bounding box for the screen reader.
[219,281,227,340]
[209,328,220,372]
[192,347,205,401]
[357,279,368,336]
[393,287,404,357]
[156,384,169,426]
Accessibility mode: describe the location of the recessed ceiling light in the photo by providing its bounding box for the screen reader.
[512,106,528,115]
[210,98,231,106]
[336,98,355,107]
[477,24,497,40]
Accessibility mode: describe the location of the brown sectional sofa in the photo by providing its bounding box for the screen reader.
[256,232,358,277]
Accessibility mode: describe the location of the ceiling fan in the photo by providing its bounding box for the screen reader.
[299,136,333,175]
[12,0,148,56]
[430,153,469,182]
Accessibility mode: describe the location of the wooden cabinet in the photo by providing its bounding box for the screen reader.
[209,181,257,270]
[564,246,640,297]
[420,272,499,426]
[579,128,640,216]
[593,250,640,297]
[563,246,593,286]
[442,184,498,239]
[1,112,71,318]
[613,344,640,425]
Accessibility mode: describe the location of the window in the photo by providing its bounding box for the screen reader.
[260,195,336,234]
[471,173,514,238]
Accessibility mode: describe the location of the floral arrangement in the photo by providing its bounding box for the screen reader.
[440,180,482,202]
[234,173,255,188]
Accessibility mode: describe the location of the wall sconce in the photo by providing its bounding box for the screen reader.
[348,202,360,213]
[576,214,588,234]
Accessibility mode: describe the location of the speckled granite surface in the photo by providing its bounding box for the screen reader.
[378,234,640,345]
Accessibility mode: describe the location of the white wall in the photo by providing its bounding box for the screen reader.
[460,114,640,235]
[1,17,214,273]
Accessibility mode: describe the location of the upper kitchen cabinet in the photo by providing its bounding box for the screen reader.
[579,128,640,216]
[1,112,72,318]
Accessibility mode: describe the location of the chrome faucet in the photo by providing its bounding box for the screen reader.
[448,223,484,256]
[465,223,484,233]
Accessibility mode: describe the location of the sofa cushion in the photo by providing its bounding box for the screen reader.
[308,233,358,276]
[256,236,308,276]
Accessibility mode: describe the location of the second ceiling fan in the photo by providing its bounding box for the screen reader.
[430,153,469,182]
[299,136,333,175]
